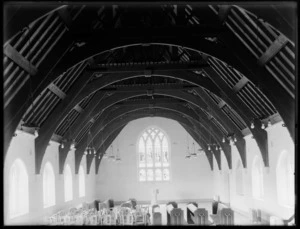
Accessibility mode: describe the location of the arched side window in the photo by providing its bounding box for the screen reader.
[43,162,55,208]
[79,165,85,197]
[252,156,264,199]
[64,164,73,202]
[9,158,29,218]
[138,126,170,182]
[236,159,244,195]
[276,151,294,207]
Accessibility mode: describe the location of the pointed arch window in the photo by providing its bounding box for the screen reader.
[79,166,85,197]
[9,159,29,218]
[64,164,73,202]
[252,156,264,199]
[235,159,244,195]
[43,162,55,208]
[138,127,170,182]
[276,151,294,207]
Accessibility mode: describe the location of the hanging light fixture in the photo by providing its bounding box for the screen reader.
[234,136,237,142]
[191,142,197,158]
[215,144,218,150]
[115,149,122,163]
[185,133,191,159]
[185,147,191,159]
[108,145,115,161]
[261,122,266,129]
[61,142,64,149]
[70,139,76,150]
[208,144,211,151]
[267,120,271,127]
[115,137,122,163]
[219,146,222,151]
[250,120,255,129]
[222,137,225,143]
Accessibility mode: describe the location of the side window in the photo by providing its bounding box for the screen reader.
[79,165,85,197]
[276,151,294,207]
[43,162,56,207]
[64,164,73,201]
[235,159,244,195]
[252,156,264,199]
[9,159,29,218]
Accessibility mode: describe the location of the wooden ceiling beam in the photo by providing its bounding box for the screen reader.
[187,106,232,169]
[4,44,38,75]
[4,31,74,159]
[218,5,233,24]
[75,101,226,165]
[193,87,247,168]
[257,34,289,66]
[35,69,93,174]
[204,62,269,167]
[57,7,73,30]
[86,61,209,73]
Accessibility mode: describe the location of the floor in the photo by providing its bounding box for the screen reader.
[145,202,252,225]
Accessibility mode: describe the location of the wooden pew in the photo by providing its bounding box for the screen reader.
[104,199,114,210]
[186,202,209,225]
[210,202,234,225]
[152,204,162,225]
[166,202,184,225]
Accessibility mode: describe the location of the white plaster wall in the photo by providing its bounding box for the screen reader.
[213,121,295,220]
[96,117,214,203]
[4,131,97,225]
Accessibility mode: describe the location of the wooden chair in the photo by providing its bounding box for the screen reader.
[120,201,133,209]
[102,214,112,225]
[119,207,134,225]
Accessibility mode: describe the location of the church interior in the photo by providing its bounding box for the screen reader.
[3,2,296,225]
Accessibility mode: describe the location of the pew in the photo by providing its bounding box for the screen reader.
[186,202,209,225]
[104,199,115,210]
[210,203,234,225]
[166,202,184,225]
[152,204,162,225]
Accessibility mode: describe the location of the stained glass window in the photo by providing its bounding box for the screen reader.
[138,127,170,182]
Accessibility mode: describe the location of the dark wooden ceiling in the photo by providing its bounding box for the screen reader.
[3,2,296,175]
